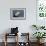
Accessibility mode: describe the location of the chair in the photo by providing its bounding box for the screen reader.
[4,27,19,46]
[18,33,30,46]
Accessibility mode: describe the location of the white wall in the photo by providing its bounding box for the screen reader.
[0,0,37,42]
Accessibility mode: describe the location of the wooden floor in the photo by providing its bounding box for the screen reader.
[0,42,46,46]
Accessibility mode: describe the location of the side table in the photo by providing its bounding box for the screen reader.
[4,33,18,46]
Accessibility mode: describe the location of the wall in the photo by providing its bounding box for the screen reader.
[0,0,36,42]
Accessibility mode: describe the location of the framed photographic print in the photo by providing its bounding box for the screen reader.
[10,8,26,20]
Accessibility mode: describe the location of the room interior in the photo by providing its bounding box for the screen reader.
[0,0,46,46]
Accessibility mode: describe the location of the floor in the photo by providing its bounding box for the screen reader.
[0,42,46,46]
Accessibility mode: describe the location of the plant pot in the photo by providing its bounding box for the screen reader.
[37,39,45,44]
[40,39,45,43]
[37,39,40,43]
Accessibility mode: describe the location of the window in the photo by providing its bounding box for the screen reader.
[37,0,46,18]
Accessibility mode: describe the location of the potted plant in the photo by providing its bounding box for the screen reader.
[32,25,46,43]
[33,32,46,43]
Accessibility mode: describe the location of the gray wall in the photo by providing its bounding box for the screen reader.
[0,0,37,42]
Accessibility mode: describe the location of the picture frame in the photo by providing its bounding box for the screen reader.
[10,8,26,20]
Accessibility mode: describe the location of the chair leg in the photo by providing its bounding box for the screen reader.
[17,34,18,46]
[4,33,7,46]
[4,41,7,46]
